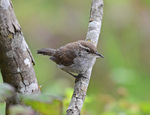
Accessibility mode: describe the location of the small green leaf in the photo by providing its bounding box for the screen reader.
[22,95,62,115]
[0,83,15,102]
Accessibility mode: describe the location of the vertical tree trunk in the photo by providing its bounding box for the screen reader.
[0,0,40,114]
[66,0,103,114]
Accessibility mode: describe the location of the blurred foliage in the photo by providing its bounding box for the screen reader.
[0,83,15,103]
[0,0,150,114]
[22,95,62,115]
[63,88,150,115]
[0,83,62,115]
[9,105,35,115]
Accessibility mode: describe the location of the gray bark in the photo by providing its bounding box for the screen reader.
[66,0,103,114]
[0,0,40,114]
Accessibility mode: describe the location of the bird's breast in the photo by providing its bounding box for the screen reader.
[58,56,96,74]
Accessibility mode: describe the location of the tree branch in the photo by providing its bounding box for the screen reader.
[0,0,40,114]
[66,0,103,114]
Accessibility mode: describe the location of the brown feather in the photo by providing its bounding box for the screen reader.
[79,40,97,53]
[37,48,55,56]
[50,40,96,66]
[38,40,97,66]
[50,43,77,66]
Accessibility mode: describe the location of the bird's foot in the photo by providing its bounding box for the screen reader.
[65,72,78,78]
[65,71,87,83]
[66,71,85,78]
[75,74,87,83]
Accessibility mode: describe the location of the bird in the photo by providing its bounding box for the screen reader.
[37,40,103,78]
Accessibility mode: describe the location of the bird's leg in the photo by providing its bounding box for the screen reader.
[65,71,86,78]
[65,71,78,78]
[77,74,85,78]
[75,74,87,83]
[65,71,87,83]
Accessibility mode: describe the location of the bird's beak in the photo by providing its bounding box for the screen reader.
[95,52,104,58]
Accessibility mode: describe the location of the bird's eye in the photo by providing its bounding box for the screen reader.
[86,49,90,53]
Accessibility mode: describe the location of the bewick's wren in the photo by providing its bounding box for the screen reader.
[37,40,103,78]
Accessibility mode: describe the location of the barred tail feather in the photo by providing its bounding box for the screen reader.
[37,48,55,56]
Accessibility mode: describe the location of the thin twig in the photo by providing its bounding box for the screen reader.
[66,0,103,115]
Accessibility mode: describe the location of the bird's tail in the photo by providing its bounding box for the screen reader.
[37,48,56,56]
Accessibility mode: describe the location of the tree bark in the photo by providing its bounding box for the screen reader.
[0,0,41,114]
[66,0,103,114]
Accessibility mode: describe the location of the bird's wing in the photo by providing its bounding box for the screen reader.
[50,43,77,66]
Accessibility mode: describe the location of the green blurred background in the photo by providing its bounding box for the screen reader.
[0,0,150,114]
